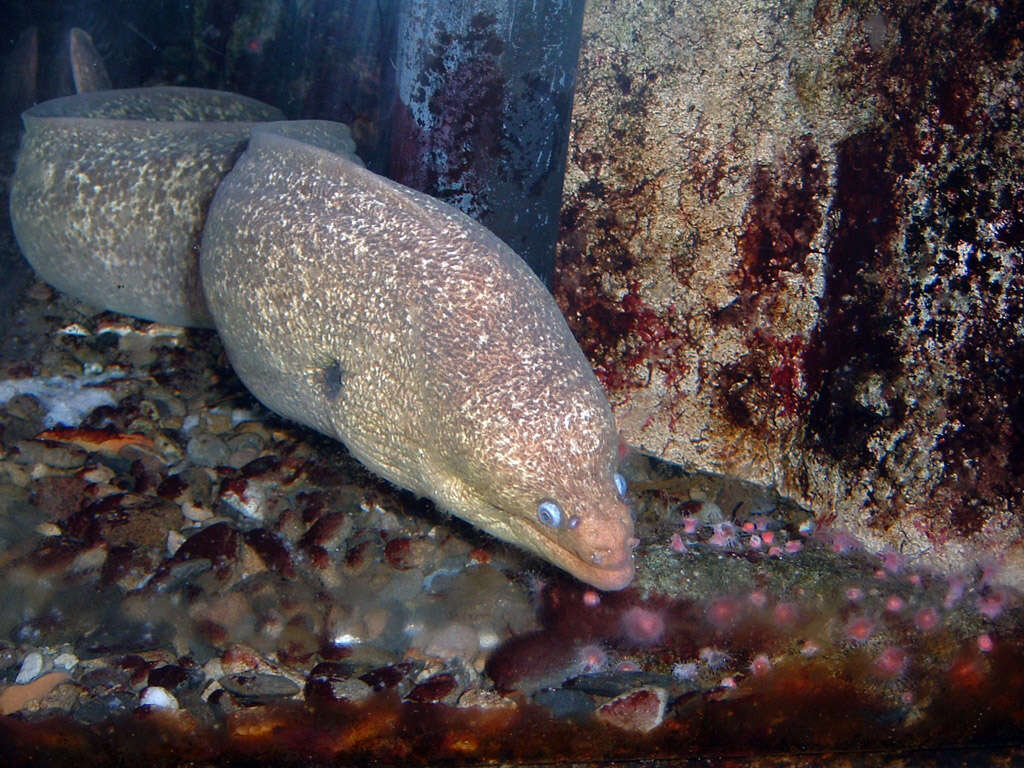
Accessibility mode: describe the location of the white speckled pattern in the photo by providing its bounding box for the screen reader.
[10,88,635,589]
[10,88,357,329]
[201,128,636,589]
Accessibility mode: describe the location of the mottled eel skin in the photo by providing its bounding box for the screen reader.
[202,127,637,590]
[10,91,637,590]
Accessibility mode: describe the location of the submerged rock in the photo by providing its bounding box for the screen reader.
[557,0,1024,585]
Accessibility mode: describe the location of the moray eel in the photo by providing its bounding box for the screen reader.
[6,88,343,328]
[10,91,637,591]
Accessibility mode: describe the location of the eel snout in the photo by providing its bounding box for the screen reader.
[563,498,638,591]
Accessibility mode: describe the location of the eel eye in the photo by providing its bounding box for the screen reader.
[614,472,628,497]
[537,499,563,528]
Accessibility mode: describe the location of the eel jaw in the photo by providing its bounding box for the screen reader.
[565,545,636,591]
[505,511,638,592]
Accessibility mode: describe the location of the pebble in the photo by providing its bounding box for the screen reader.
[405,671,459,703]
[201,409,234,434]
[139,686,180,710]
[226,433,264,468]
[595,686,668,733]
[309,661,356,679]
[3,418,38,447]
[167,529,186,555]
[81,464,115,484]
[423,624,480,662]
[219,479,268,521]
[181,502,214,522]
[201,659,225,686]
[4,392,46,421]
[13,439,88,469]
[145,394,187,425]
[299,512,352,551]
[178,468,215,519]
[384,535,436,570]
[315,677,373,703]
[359,662,417,693]
[27,536,86,573]
[186,434,230,467]
[456,688,517,710]
[233,419,270,439]
[53,652,80,671]
[79,664,133,692]
[220,644,276,675]
[148,664,190,691]
[173,521,240,577]
[153,558,214,592]
[533,688,595,721]
[16,650,45,683]
[35,521,63,536]
[219,673,301,701]
[239,455,281,480]
[243,528,295,577]
[118,334,159,367]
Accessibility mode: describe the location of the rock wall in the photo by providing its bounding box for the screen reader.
[557,0,1024,582]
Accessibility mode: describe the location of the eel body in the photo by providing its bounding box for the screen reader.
[9,90,637,590]
[9,88,285,327]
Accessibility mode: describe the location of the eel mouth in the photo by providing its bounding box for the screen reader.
[475,499,638,591]
[571,556,635,591]
[534,533,636,592]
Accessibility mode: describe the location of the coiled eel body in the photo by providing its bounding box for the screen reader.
[10,89,637,590]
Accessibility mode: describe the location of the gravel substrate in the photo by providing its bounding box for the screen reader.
[2,279,1024,766]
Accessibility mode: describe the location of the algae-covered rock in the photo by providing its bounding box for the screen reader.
[558,0,1024,585]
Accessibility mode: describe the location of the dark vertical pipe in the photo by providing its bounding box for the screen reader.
[298,0,401,173]
[387,0,586,284]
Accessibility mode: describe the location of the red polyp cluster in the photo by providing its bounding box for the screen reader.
[481,493,1024,759]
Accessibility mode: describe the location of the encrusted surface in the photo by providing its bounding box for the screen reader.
[557,0,1024,583]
